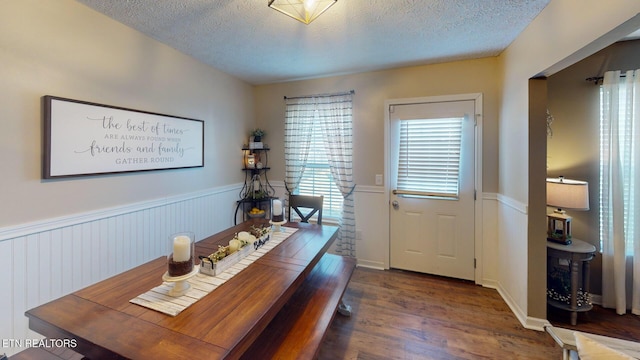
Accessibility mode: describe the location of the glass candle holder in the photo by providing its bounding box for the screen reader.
[167,232,195,277]
[271,198,284,223]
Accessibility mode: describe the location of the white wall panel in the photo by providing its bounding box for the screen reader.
[1,185,240,357]
[481,194,499,288]
[496,193,530,329]
[1,240,14,348]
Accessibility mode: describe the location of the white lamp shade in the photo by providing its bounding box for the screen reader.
[546,177,590,210]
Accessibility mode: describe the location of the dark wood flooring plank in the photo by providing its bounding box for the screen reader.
[548,303,640,342]
[319,267,562,359]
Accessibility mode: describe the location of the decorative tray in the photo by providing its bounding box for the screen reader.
[199,226,271,277]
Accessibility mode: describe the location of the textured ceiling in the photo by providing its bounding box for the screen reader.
[75,0,551,85]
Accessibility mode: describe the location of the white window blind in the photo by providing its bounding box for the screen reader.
[397,117,463,198]
[296,120,343,219]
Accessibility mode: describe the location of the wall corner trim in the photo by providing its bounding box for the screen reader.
[496,193,528,215]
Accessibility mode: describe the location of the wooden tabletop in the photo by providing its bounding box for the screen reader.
[26,220,338,360]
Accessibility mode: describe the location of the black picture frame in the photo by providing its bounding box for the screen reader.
[43,95,204,179]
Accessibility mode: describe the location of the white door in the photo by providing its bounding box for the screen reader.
[389,99,476,280]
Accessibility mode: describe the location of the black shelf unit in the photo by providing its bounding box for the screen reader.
[235,147,275,224]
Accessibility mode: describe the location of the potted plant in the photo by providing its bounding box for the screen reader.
[251,128,265,142]
[250,128,265,149]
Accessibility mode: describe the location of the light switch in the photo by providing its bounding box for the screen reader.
[375,174,383,185]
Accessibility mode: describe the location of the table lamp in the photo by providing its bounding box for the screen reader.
[546,176,589,245]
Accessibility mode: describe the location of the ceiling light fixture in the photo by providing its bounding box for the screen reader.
[268,0,337,25]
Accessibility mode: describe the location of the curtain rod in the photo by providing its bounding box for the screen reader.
[284,90,354,100]
[586,73,628,85]
[585,76,603,84]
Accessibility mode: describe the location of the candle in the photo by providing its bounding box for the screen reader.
[273,199,282,216]
[173,235,191,262]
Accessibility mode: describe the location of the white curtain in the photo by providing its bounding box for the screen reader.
[600,70,640,315]
[283,97,315,195]
[283,92,357,257]
[316,93,356,257]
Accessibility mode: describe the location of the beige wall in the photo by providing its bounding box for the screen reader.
[0,0,254,227]
[254,0,640,324]
[4,0,640,331]
[253,57,500,192]
[547,39,640,296]
[500,1,640,203]
[253,58,500,279]
[499,0,640,321]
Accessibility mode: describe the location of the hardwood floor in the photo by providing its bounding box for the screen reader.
[319,267,564,360]
[548,302,640,343]
[14,266,640,359]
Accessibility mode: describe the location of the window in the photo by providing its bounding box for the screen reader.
[396,117,463,198]
[295,119,343,218]
[284,92,353,222]
[598,70,640,313]
[599,80,637,255]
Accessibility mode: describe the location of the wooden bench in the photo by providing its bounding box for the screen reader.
[23,223,352,359]
[13,253,355,360]
[240,253,357,359]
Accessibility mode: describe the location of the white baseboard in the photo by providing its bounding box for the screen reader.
[480,279,500,290]
[496,281,549,331]
[525,316,551,331]
[356,260,386,270]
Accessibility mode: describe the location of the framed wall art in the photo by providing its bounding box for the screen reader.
[43,95,204,178]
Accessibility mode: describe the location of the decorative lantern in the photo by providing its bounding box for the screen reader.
[244,152,255,169]
[547,211,572,244]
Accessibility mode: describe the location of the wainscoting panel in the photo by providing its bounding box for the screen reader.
[495,193,533,329]
[0,185,241,357]
[481,193,499,288]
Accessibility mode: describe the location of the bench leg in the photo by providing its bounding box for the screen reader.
[337,299,352,317]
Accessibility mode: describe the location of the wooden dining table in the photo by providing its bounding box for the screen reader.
[25,220,339,359]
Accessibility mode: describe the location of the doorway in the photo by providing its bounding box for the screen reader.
[386,94,482,281]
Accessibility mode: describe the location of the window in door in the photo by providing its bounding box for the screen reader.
[396,117,463,198]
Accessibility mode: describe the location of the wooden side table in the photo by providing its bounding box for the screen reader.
[547,238,596,325]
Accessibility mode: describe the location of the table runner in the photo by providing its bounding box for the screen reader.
[130,226,298,316]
